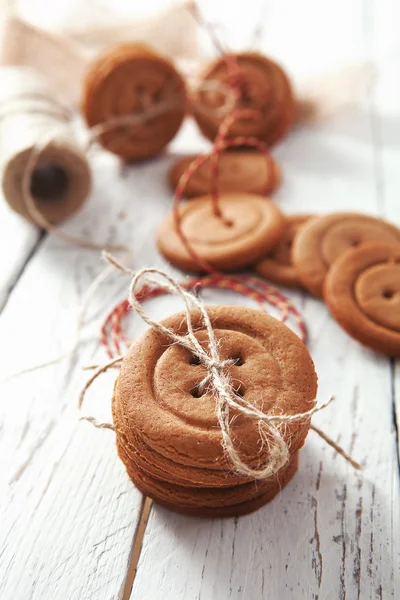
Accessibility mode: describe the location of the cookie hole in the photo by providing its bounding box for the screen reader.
[351,240,359,247]
[191,385,204,398]
[189,355,201,366]
[232,355,244,366]
[234,383,246,398]
[382,289,394,299]
[223,219,234,228]
[153,91,162,104]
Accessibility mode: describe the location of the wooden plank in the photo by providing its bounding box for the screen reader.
[132,1,400,599]
[370,0,400,466]
[0,199,40,311]
[0,152,187,600]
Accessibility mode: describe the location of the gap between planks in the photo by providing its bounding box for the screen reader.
[0,230,45,313]
[390,359,400,469]
[119,496,153,600]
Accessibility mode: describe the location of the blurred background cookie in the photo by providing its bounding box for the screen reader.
[192,52,295,146]
[169,150,281,197]
[82,43,186,161]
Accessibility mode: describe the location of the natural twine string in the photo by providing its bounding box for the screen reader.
[79,256,361,476]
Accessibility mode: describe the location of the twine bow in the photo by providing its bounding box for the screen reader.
[103,254,345,480]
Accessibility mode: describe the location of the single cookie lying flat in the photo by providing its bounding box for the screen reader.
[168,151,281,197]
[254,214,312,287]
[324,242,400,356]
[192,52,295,146]
[82,43,186,160]
[292,212,400,297]
[157,193,286,272]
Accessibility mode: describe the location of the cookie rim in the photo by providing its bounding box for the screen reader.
[324,241,400,356]
[292,212,400,298]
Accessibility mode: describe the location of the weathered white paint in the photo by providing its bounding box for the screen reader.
[0,198,40,310]
[0,1,399,600]
[0,153,181,600]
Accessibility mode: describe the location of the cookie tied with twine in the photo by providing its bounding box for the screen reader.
[192,52,295,147]
[0,66,91,224]
[80,261,361,517]
[82,43,187,161]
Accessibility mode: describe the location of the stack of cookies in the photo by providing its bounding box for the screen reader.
[112,305,317,517]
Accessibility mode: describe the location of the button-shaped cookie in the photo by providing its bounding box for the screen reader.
[192,52,295,146]
[254,215,312,287]
[119,442,300,518]
[324,242,400,356]
[113,306,317,479]
[82,43,186,161]
[157,193,286,272]
[292,212,400,297]
[168,151,281,197]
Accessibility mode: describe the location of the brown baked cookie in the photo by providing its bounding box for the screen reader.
[192,52,295,146]
[116,426,251,488]
[156,193,286,272]
[254,215,312,287]
[292,212,400,298]
[324,242,400,356]
[168,151,281,197]
[149,452,299,518]
[120,443,299,518]
[113,306,317,476]
[82,43,186,161]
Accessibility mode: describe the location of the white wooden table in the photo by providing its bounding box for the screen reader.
[0,1,399,598]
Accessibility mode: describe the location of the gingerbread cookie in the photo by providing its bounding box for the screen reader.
[157,193,286,272]
[254,215,312,287]
[168,151,281,198]
[120,444,299,518]
[292,212,400,298]
[324,242,400,356]
[113,306,317,477]
[192,52,295,146]
[82,43,186,161]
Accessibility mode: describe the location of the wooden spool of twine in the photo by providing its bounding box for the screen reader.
[0,66,91,224]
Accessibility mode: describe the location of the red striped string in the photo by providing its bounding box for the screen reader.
[100,274,307,359]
